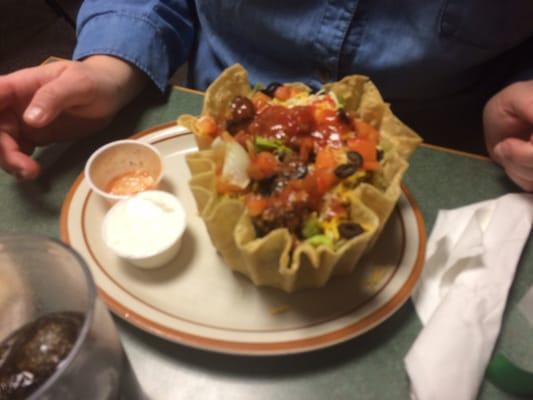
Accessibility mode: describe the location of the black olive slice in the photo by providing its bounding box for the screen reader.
[346,151,363,169]
[334,163,358,179]
[337,109,351,125]
[262,82,282,97]
[338,222,364,239]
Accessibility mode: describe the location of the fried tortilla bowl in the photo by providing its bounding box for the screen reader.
[180,64,421,293]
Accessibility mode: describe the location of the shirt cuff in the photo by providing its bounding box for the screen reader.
[73,12,172,91]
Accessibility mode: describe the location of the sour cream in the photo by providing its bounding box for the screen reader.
[102,190,186,268]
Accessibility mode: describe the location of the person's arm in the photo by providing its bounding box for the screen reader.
[22,56,148,130]
[483,80,533,192]
[74,0,196,91]
[0,0,195,180]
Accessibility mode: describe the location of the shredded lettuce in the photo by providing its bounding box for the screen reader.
[307,234,333,248]
[328,91,345,109]
[302,216,322,238]
[337,94,346,108]
[250,82,265,96]
[255,136,292,155]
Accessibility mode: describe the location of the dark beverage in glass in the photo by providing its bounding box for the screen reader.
[0,234,145,399]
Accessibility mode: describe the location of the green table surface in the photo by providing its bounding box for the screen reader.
[0,84,531,400]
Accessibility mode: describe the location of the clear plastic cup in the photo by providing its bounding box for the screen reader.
[0,234,145,400]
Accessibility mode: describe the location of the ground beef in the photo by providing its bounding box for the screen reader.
[253,202,311,238]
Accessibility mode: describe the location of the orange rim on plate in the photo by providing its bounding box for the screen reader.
[60,121,426,355]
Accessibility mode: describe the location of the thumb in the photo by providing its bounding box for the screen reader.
[23,69,94,128]
[503,81,533,128]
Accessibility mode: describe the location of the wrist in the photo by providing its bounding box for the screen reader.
[82,55,148,111]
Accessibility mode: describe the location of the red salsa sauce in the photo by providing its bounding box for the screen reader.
[197,86,382,243]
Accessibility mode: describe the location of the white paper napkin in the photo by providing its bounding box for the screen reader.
[404,193,533,400]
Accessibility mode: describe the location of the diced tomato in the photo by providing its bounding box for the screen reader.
[302,172,321,209]
[247,151,279,180]
[278,187,292,203]
[363,160,381,171]
[245,194,270,216]
[216,176,245,194]
[314,168,338,195]
[291,189,309,203]
[299,136,315,161]
[347,138,377,163]
[288,179,305,190]
[312,106,337,125]
[251,91,271,113]
[327,199,348,219]
[303,172,317,192]
[276,187,309,205]
[312,103,352,142]
[274,85,291,101]
[312,97,336,109]
[354,119,379,143]
[289,86,306,97]
[315,147,338,170]
[195,115,218,138]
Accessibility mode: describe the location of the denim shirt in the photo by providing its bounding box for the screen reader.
[73,0,533,147]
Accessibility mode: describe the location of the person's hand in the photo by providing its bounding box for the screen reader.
[0,56,147,180]
[483,80,533,191]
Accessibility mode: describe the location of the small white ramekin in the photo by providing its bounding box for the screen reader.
[101,190,186,269]
[85,140,163,204]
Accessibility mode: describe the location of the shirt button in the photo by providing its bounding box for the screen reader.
[319,68,331,84]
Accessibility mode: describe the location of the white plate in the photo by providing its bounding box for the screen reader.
[60,122,426,355]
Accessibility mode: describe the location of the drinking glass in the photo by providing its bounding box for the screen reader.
[0,233,145,400]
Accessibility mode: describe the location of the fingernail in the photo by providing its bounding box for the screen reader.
[24,106,45,123]
[15,169,29,180]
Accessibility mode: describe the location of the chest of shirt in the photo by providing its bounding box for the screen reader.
[195,0,533,99]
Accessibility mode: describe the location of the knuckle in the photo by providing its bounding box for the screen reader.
[41,83,59,98]
[67,64,97,94]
